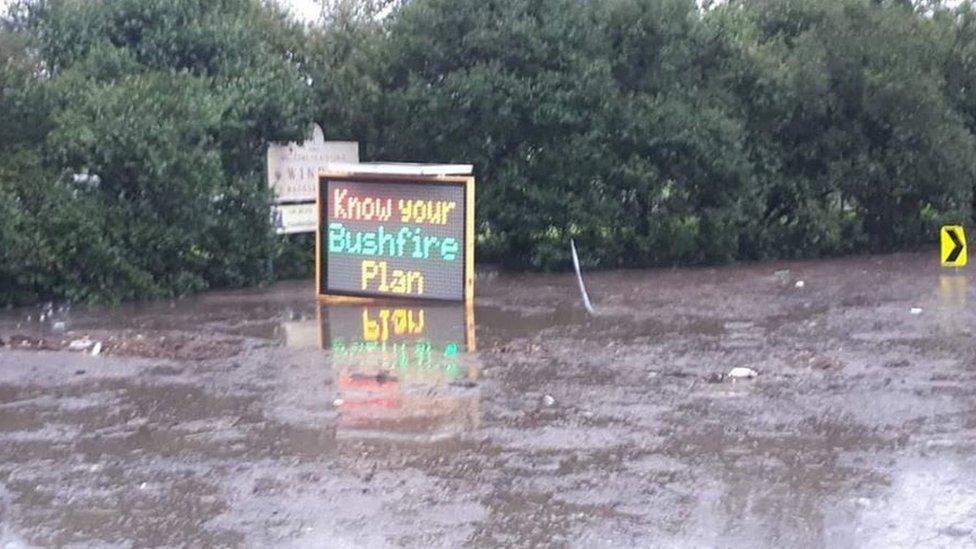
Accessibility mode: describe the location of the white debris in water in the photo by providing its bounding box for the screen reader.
[794,280,805,289]
[90,342,102,357]
[727,367,758,379]
[332,399,344,407]
[52,321,66,332]
[67,339,93,352]
[0,531,30,549]
[542,394,556,407]
[909,307,923,315]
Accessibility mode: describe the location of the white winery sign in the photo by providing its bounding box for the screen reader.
[272,202,318,235]
[267,125,359,225]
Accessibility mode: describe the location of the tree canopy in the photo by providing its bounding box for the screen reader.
[2,0,975,304]
[1,0,312,304]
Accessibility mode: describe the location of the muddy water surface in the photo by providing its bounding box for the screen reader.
[0,252,974,547]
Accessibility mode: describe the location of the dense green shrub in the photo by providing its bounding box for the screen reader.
[0,0,313,305]
[720,0,976,257]
[309,0,975,270]
[2,0,976,305]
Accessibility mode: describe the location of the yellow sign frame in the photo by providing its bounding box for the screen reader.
[940,225,968,268]
[316,172,475,304]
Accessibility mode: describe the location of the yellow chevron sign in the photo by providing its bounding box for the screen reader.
[941,226,967,268]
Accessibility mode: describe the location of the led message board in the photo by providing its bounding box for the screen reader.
[317,174,475,302]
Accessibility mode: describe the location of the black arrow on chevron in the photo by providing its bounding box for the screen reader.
[946,228,965,263]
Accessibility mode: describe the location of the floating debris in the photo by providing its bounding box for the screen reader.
[68,339,94,352]
[727,367,758,379]
[570,239,595,314]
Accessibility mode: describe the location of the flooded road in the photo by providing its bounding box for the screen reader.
[0,251,974,547]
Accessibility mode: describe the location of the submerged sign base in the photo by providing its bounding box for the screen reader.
[316,169,475,303]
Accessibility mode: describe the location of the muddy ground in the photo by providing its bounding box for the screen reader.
[0,251,974,548]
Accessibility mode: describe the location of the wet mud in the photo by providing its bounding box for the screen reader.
[0,251,974,547]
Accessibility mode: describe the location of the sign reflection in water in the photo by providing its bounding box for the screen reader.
[939,274,968,308]
[936,274,969,336]
[319,303,479,441]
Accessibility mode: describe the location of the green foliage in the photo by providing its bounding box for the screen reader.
[3,0,976,306]
[722,0,976,257]
[0,0,313,305]
[318,0,754,268]
[309,0,976,270]
[944,2,976,216]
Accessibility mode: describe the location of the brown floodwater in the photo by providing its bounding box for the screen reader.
[0,251,974,547]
